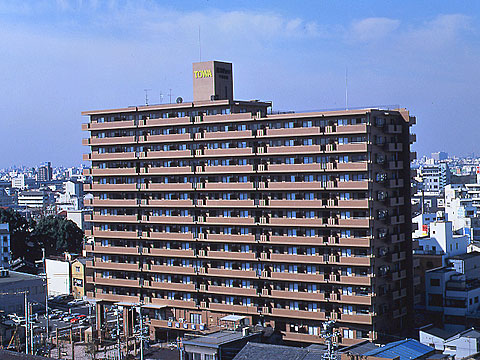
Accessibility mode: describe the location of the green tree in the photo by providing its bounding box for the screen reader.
[0,208,37,261]
[32,216,84,257]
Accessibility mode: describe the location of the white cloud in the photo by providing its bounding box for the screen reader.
[350,17,400,42]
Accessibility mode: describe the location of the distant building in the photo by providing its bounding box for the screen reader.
[0,189,14,208]
[0,224,11,269]
[18,190,53,209]
[11,174,35,190]
[415,221,469,261]
[432,152,448,162]
[37,162,52,182]
[420,164,450,194]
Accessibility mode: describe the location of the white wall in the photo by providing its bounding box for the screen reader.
[46,259,70,296]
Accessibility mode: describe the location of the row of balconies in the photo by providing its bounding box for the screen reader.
[83,181,371,194]
[86,215,371,228]
[84,197,372,210]
[86,235,371,251]
[87,259,374,285]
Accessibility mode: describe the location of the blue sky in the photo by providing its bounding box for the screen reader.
[0,0,479,167]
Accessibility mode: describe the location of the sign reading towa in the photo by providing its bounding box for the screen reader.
[194,69,212,79]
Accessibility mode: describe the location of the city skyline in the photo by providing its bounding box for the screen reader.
[1,0,479,167]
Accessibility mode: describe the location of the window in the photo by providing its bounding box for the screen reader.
[430,278,440,286]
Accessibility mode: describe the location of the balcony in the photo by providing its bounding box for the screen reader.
[87,152,137,161]
[141,116,191,128]
[340,313,373,324]
[86,183,139,192]
[203,182,254,191]
[335,162,368,171]
[146,199,194,207]
[266,145,322,155]
[336,181,369,190]
[147,183,193,191]
[270,290,326,302]
[208,303,258,314]
[333,276,372,286]
[391,233,405,243]
[390,215,405,225]
[90,168,138,176]
[202,148,253,157]
[208,285,257,297]
[147,282,196,292]
[142,133,191,143]
[386,124,402,134]
[271,308,326,320]
[270,253,324,264]
[149,248,196,258]
[94,293,140,303]
[206,234,256,243]
[389,197,405,206]
[392,288,407,300]
[205,217,255,225]
[150,298,198,309]
[147,166,192,175]
[147,232,194,241]
[203,130,252,141]
[392,270,407,281]
[95,277,140,288]
[269,235,325,246]
[269,217,325,227]
[93,230,138,239]
[334,124,367,134]
[92,215,138,223]
[93,245,139,255]
[207,268,257,279]
[204,165,254,174]
[265,127,322,138]
[93,260,140,272]
[388,161,403,170]
[392,251,406,262]
[268,181,324,190]
[270,272,325,283]
[268,163,324,173]
[88,135,136,146]
[204,200,255,208]
[338,256,372,266]
[146,264,196,275]
[389,179,404,188]
[143,150,192,159]
[144,215,194,225]
[207,251,257,261]
[337,294,372,305]
[387,143,403,152]
[335,143,368,153]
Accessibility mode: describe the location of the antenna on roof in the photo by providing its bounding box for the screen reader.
[160,91,164,104]
[198,25,202,61]
[168,89,173,104]
[144,89,152,106]
[345,67,348,110]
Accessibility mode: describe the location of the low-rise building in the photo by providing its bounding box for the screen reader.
[426,264,480,331]
[71,257,92,299]
[46,257,70,296]
[420,326,480,359]
[0,270,45,316]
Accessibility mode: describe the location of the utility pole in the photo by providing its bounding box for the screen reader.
[29,303,34,355]
[136,305,144,360]
[70,325,75,360]
[113,306,122,360]
[43,248,50,356]
[24,292,29,355]
[321,320,337,360]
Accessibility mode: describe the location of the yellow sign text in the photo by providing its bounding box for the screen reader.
[194,69,212,79]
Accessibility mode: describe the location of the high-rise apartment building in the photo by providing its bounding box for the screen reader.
[37,161,53,182]
[83,61,416,346]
